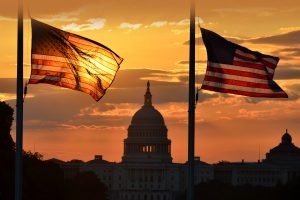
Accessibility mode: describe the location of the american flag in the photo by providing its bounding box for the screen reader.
[29,19,123,101]
[200,28,287,98]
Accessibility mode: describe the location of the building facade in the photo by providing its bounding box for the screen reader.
[80,82,213,200]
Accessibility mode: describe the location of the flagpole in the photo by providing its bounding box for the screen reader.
[15,0,24,199]
[187,0,195,199]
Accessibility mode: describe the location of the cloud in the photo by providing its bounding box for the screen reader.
[119,22,142,30]
[60,124,126,131]
[184,36,246,45]
[185,30,300,46]
[249,30,300,45]
[0,16,15,21]
[0,93,16,101]
[40,15,78,23]
[149,21,168,27]
[275,65,300,80]
[78,103,139,117]
[177,60,206,65]
[62,18,106,31]
[279,26,300,33]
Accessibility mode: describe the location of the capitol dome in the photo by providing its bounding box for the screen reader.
[130,82,165,125]
[122,81,172,163]
[131,106,165,125]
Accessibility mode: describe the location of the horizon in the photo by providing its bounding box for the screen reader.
[1,0,300,164]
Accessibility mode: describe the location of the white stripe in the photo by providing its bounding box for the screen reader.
[208,62,268,76]
[233,57,275,74]
[235,49,257,60]
[31,64,101,85]
[205,71,271,84]
[32,54,116,83]
[30,75,103,96]
[202,80,285,94]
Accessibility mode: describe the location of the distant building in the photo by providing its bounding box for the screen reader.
[215,130,300,187]
[51,82,300,199]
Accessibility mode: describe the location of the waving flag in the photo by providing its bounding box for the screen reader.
[200,28,287,98]
[29,19,123,101]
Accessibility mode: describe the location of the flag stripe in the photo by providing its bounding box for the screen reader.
[32,55,115,85]
[207,66,269,80]
[31,69,104,89]
[29,74,104,96]
[233,59,273,73]
[204,76,279,89]
[201,84,288,98]
[29,78,102,100]
[202,80,286,95]
[204,71,274,84]
[31,61,112,87]
[208,62,269,76]
[32,54,118,75]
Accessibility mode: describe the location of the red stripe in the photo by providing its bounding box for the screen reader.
[207,66,269,80]
[31,59,112,86]
[203,76,281,90]
[30,70,105,95]
[201,85,288,98]
[30,69,104,91]
[32,59,91,74]
[232,60,267,71]
[28,79,104,101]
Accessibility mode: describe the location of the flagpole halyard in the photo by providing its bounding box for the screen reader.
[15,0,24,200]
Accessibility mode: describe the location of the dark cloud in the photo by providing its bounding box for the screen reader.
[249,30,300,45]
[184,30,300,46]
[177,60,206,65]
[274,65,300,80]
[1,68,219,131]
[273,48,300,58]
[184,36,245,45]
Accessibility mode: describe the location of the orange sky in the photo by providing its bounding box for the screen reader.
[1,0,300,163]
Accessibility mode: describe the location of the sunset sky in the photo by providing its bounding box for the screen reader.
[1,0,300,163]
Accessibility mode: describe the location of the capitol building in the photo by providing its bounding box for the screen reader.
[52,82,300,200]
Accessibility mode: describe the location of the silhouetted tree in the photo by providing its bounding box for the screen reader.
[0,101,109,200]
[0,101,15,200]
[64,171,108,200]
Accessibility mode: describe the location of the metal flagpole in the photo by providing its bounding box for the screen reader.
[187,0,195,200]
[15,0,24,199]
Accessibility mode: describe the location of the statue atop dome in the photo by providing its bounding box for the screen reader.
[144,81,152,107]
[282,129,292,144]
